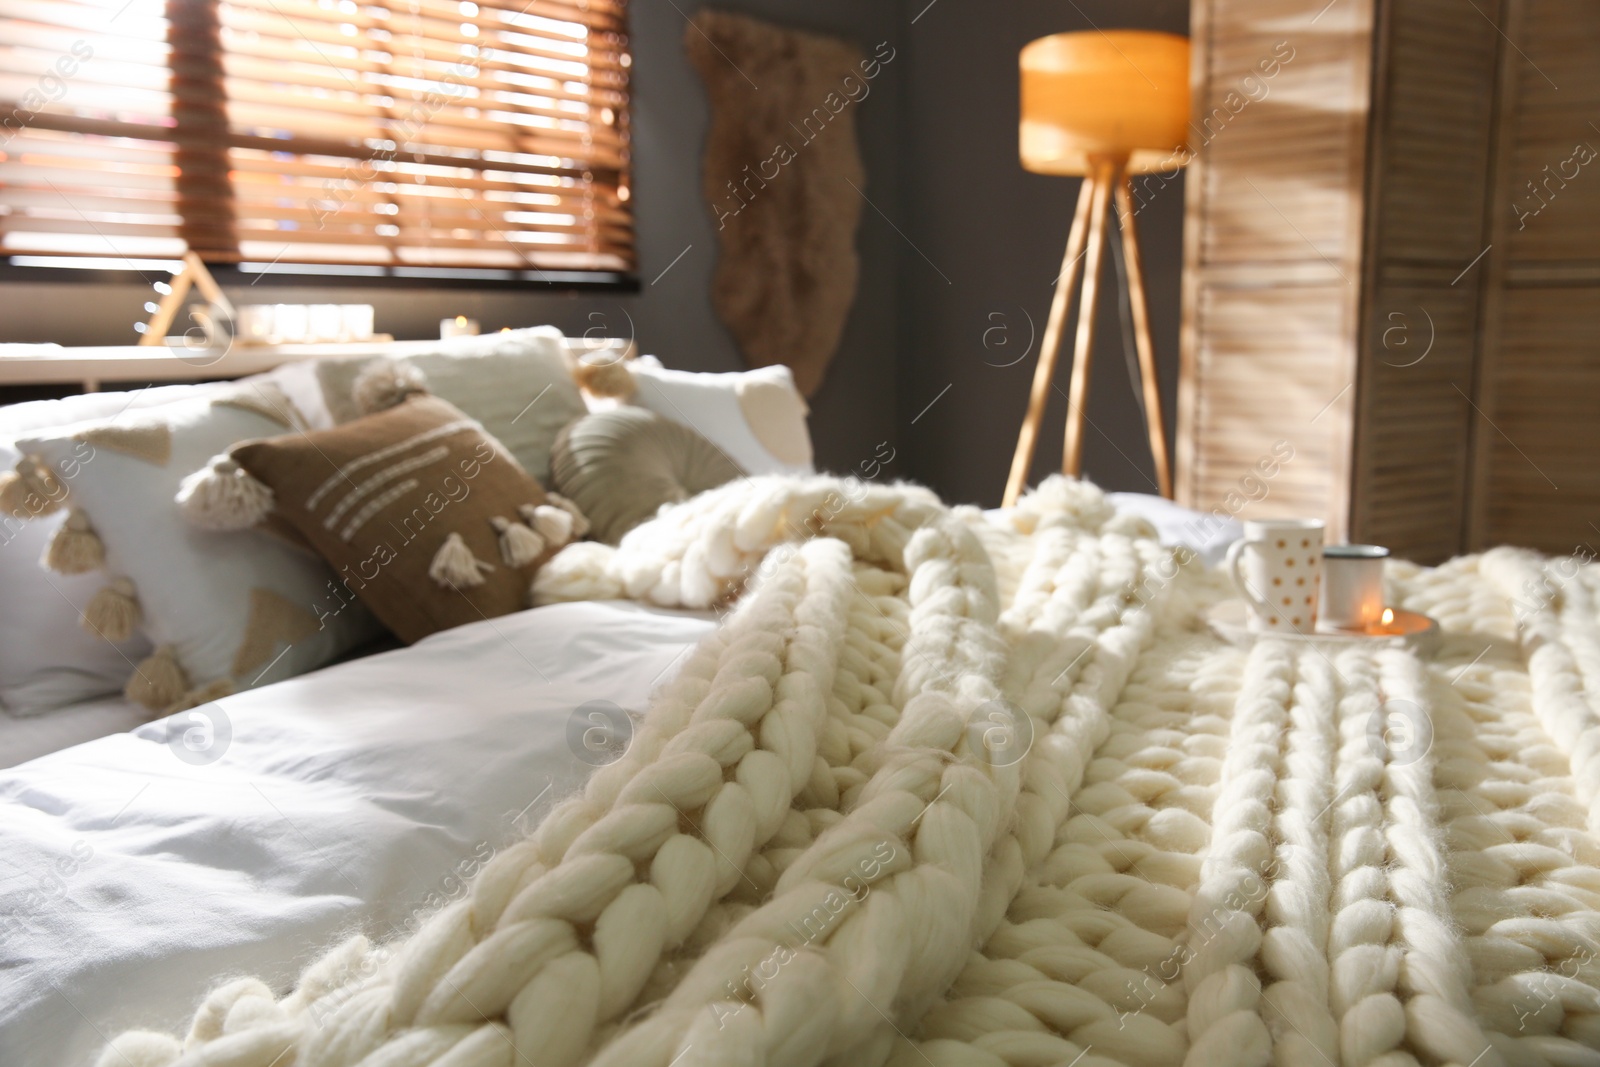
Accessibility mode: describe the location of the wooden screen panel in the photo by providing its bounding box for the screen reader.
[1369,0,1500,266]
[1186,0,1600,561]
[1502,0,1600,264]
[1187,282,1348,523]
[1195,0,1375,268]
[1478,286,1600,554]
[1350,284,1477,562]
[1179,0,1374,538]
[1350,0,1499,562]
[1468,0,1600,551]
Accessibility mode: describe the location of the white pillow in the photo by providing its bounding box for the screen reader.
[0,384,207,716]
[561,335,637,365]
[626,356,814,475]
[14,387,381,712]
[311,327,588,485]
[259,358,339,432]
[1106,492,1244,567]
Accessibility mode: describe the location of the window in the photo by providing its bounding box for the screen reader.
[0,0,634,282]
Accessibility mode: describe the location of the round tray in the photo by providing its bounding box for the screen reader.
[1205,600,1439,656]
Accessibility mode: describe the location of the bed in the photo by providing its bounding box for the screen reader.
[21,467,1600,1067]
[59,325,1541,1067]
[0,474,1238,1067]
[19,442,1600,1067]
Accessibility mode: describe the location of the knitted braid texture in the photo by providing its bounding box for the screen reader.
[99,476,1600,1067]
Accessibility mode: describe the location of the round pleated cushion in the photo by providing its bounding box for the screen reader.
[551,407,745,544]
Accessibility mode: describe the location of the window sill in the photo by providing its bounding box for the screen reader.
[0,260,641,293]
[0,337,566,389]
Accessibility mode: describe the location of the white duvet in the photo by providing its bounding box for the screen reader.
[0,601,715,1067]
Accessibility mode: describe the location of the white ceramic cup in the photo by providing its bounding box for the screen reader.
[1321,544,1389,631]
[1225,518,1325,632]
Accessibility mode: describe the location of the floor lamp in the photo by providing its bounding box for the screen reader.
[1003,30,1190,507]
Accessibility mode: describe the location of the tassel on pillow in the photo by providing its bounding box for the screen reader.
[352,360,429,416]
[45,507,106,574]
[0,454,67,519]
[572,353,636,400]
[523,504,574,548]
[126,645,189,711]
[177,455,274,531]
[535,492,591,540]
[83,577,141,642]
[428,532,494,590]
[490,516,545,567]
[0,471,23,519]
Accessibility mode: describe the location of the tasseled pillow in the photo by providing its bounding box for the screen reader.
[178,392,589,644]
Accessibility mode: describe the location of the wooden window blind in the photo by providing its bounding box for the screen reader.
[0,0,634,278]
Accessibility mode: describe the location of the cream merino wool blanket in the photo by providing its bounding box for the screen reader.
[101,476,1600,1067]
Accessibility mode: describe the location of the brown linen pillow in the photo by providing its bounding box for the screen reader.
[229,395,573,643]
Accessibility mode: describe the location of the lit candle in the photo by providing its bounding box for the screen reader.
[441,315,479,339]
[1375,607,1398,635]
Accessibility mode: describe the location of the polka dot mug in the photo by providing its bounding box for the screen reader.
[1224,518,1325,633]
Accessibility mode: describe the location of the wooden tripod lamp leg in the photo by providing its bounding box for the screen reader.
[1002,175,1097,507]
[1060,159,1116,478]
[1114,177,1173,499]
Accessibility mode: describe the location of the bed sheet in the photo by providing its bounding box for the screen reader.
[0,696,151,771]
[0,600,716,1067]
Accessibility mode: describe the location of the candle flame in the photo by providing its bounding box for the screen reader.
[1381,608,1395,626]
[454,316,467,326]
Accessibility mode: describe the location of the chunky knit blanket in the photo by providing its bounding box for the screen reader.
[102,476,1600,1067]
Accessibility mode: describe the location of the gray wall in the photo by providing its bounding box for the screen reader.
[0,0,1192,504]
[627,0,906,476]
[0,0,907,477]
[896,0,1190,506]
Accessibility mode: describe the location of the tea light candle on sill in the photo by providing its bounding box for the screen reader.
[441,316,479,339]
[274,304,309,343]
[309,304,343,342]
[341,304,375,341]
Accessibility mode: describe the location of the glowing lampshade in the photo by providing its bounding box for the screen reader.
[1020,30,1190,177]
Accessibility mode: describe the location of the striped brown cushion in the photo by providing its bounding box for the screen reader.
[232,396,554,643]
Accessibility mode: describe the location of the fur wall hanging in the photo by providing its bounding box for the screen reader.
[687,10,889,398]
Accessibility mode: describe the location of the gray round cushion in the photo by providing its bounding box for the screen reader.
[551,407,745,544]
